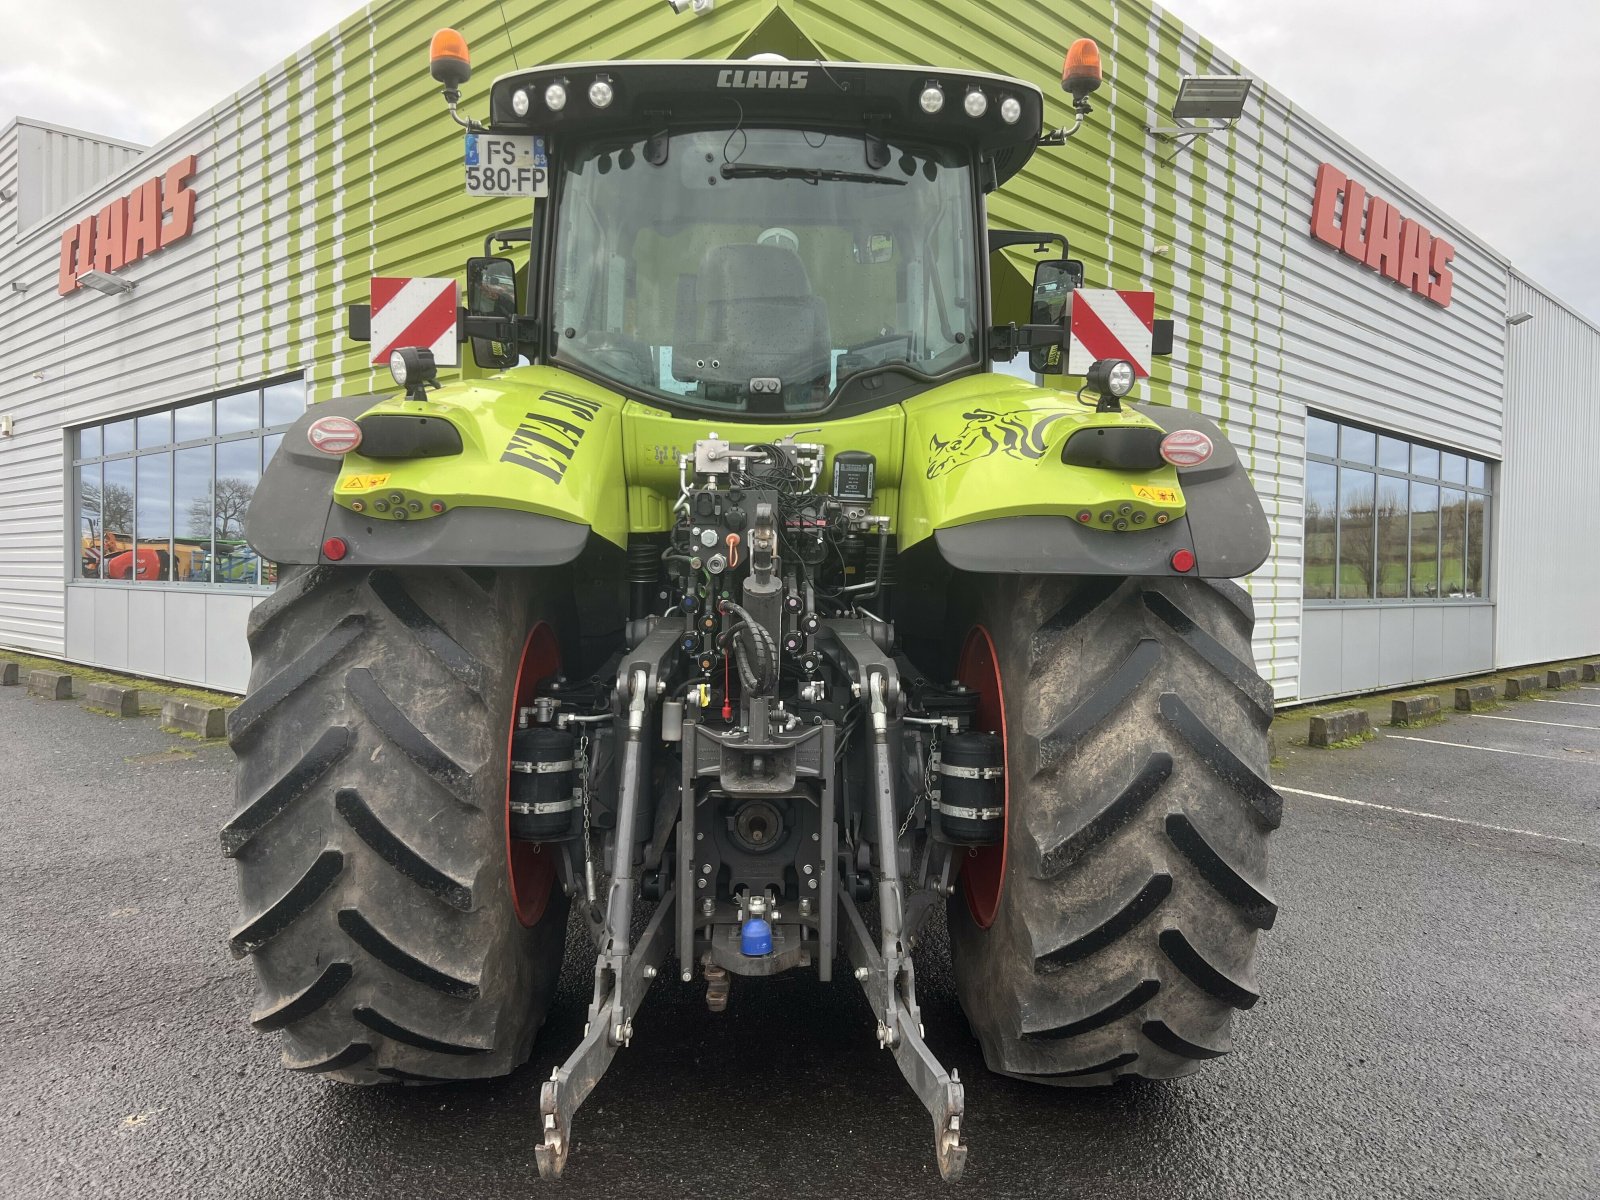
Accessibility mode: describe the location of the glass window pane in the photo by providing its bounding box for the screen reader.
[104,419,135,457]
[263,380,306,427]
[100,458,135,580]
[1378,436,1409,473]
[1410,483,1439,598]
[1341,426,1376,466]
[1440,489,1467,597]
[1467,459,1486,490]
[174,445,214,584]
[1412,444,1440,479]
[77,463,103,578]
[217,390,261,436]
[79,426,102,459]
[134,452,174,582]
[175,400,213,442]
[1376,476,1409,598]
[1304,462,1337,600]
[1441,452,1467,485]
[1306,414,1338,460]
[137,410,171,449]
[1466,495,1488,597]
[215,439,262,585]
[1338,467,1376,599]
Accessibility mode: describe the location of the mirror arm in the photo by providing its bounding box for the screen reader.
[460,312,517,341]
[988,323,1065,361]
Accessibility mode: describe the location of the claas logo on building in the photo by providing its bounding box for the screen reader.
[56,154,199,295]
[1310,163,1455,308]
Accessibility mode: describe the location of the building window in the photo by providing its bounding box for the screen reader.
[1303,413,1492,603]
[73,378,305,587]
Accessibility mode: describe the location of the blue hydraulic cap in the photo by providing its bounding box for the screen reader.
[740,917,773,956]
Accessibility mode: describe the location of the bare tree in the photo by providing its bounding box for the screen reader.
[190,478,255,539]
[82,480,134,538]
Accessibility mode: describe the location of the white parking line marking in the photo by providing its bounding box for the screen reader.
[1533,698,1600,709]
[1471,713,1600,732]
[1278,785,1588,847]
[1385,734,1592,764]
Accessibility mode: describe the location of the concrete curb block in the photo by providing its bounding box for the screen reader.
[1583,662,1599,682]
[85,681,141,717]
[28,670,73,700]
[0,661,17,686]
[1455,684,1496,712]
[1546,667,1578,690]
[1390,695,1440,726]
[1504,674,1543,700]
[1309,708,1370,747]
[161,697,227,739]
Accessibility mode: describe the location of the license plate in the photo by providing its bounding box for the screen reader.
[464,134,547,197]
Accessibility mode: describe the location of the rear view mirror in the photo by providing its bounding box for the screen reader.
[466,255,520,370]
[1029,259,1076,374]
[854,232,894,264]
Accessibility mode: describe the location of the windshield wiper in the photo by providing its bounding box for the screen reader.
[719,163,906,187]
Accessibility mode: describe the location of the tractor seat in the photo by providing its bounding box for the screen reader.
[674,243,831,402]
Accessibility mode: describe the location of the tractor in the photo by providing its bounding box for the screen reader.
[225,28,1278,1181]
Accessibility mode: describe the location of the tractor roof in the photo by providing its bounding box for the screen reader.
[487,59,1045,186]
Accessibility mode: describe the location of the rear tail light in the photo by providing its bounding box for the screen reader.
[1159,428,1213,467]
[307,415,363,455]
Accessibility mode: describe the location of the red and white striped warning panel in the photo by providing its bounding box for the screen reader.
[369,277,460,367]
[1067,289,1156,377]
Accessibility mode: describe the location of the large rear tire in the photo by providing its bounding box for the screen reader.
[223,565,570,1083]
[948,575,1280,1084]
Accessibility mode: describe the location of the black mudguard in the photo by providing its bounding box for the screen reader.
[246,397,591,568]
[934,402,1271,579]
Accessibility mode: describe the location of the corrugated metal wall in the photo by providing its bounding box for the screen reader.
[1495,273,1600,667]
[0,0,1537,695]
[7,119,146,235]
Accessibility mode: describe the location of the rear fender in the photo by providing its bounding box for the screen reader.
[246,367,629,567]
[899,377,1269,578]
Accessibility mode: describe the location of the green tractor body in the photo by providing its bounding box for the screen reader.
[229,41,1278,1181]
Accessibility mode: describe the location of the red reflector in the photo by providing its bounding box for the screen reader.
[307,415,363,455]
[1170,548,1196,573]
[1160,428,1214,468]
[322,537,349,561]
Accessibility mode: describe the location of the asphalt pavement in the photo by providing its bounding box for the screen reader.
[2,680,1598,1199]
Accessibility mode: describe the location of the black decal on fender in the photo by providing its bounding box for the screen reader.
[500,391,603,483]
[925,408,1066,479]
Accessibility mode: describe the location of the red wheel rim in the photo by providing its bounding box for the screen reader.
[505,622,560,926]
[956,625,1008,929]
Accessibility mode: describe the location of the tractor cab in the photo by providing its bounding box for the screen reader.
[454,56,1081,416]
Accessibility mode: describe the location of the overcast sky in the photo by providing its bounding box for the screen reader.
[4,1,1596,320]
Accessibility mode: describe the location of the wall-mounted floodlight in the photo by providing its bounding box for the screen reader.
[1171,75,1253,120]
[76,269,137,296]
[1149,74,1254,160]
[1506,311,1534,326]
